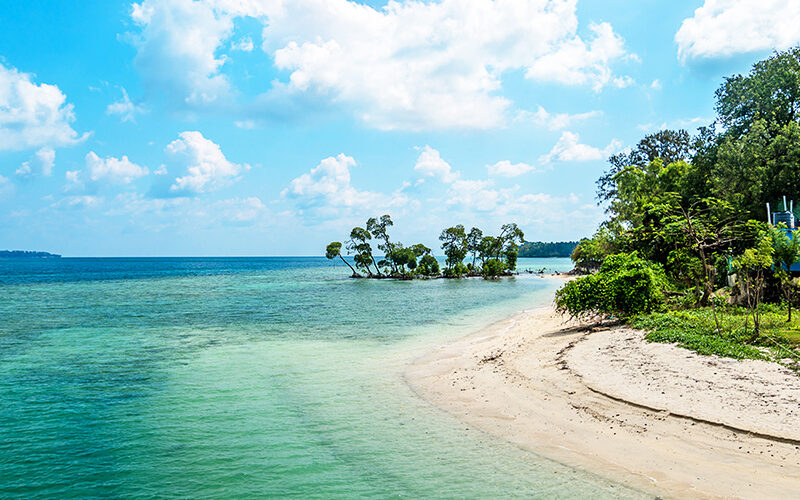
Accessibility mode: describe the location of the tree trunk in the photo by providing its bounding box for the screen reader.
[339,255,360,277]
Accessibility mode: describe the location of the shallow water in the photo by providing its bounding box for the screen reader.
[0,257,645,498]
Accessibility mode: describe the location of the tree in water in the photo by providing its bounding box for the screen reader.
[347,227,379,277]
[439,225,468,277]
[499,223,525,271]
[417,254,440,276]
[466,227,483,271]
[367,215,395,275]
[326,242,360,277]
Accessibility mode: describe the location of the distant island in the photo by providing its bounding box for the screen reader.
[0,250,61,259]
[518,241,578,258]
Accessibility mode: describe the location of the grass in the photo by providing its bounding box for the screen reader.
[632,304,800,369]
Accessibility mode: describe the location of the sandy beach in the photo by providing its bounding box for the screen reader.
[406,298,800,499]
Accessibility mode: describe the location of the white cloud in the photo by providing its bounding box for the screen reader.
[214,196,267,224]
[16,147,55,178]
[540,131,622,163]
[650,79,662,90]
[15,162,31,177]
[446,179,504,211]
[167,131,249,194]
[515,106,600,130]
[86,151,149,184]
[53,195,104,209]
[129,0,632,130]
[37,147,56,176]
[676,0,800,60]
[231,36,254,52]
[524,22,630,92]
[154,165,168,175]
[64,169,83,191]
[414,146,459,183]
[0,62,86,150]
[283,153,407,218]
[235,120,256,129]
[106,87,146,122]
[487,160,535,178]
[130,0,235,106]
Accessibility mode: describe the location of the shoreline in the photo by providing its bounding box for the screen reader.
[405,301,800,499]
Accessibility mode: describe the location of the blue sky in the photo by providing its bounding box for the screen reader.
[0,0,795,256]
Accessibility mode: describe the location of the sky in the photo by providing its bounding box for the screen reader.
[0,0,797,256]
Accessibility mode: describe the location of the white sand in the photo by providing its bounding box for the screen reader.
[406,305,800,499]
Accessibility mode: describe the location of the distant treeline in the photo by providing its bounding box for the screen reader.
[518,241,578,258]
[0,250,61,258]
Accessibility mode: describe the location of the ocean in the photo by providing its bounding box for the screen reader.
[0,257,644,498]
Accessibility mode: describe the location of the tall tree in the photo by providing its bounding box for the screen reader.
[466,227,483,269]
[715,47,800,138]
[439,225,468,271]
[347,227,379,277]
[367,215,395,275]
[326,241,360,277]
[597,129,693,204]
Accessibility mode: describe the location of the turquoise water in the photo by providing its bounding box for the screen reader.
[0,257,644,498]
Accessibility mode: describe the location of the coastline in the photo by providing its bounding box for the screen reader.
[405,296,800,499]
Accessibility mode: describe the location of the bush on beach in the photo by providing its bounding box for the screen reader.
[555,252,668,320]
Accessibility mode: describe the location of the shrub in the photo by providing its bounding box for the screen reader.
[417,254,440,276]
[443,262,469,278]
[555,252,667,319]
[482,258,506,278]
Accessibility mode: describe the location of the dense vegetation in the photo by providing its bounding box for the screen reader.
[326,215,525,279]
[518,241,578,258]
[556,48,800,366]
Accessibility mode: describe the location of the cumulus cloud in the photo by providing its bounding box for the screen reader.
[16,147,55,177]
[676,0,800,60]
[128,0,633,129]
[0,62,86,150]
[86,151,149,184]
[130,0,235,106]
[167,131,249,194]
[487,160,535,177]
[414,146,459,183]
[106,87,147,122]
[524,22,630,92]
[539,131,621,163]
[515,106,601,130]
[283,153,408,218]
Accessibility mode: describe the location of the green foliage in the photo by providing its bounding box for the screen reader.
[417,254,440,276]
[367,214,395,274]
[443,262,469,278]
[327,219,528,280]
[439,225,468,271]
[347,227,377,276]
[632,311,769,360]
[482,258,506,278]
[555,253,668,319]
[715,47,800,138]
[633,306,800,365]
[570,225,619,272]
[325,241,342,260]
